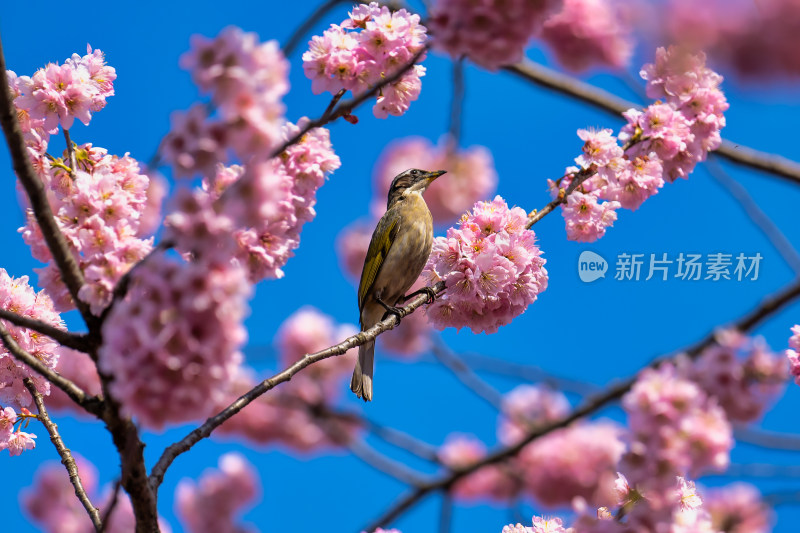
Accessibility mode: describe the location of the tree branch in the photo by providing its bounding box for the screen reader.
[282,0,348,56]
[0,323,102,416]
[0,308,91,352]
[430,340,506,411]
[23,378,102,532]
[734,427,800,451]
[504,59,800,186]
[148,280,445,490]
[0,34,96,328]
[363,276,800,531]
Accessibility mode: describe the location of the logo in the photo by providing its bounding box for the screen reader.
[578,251,608,283]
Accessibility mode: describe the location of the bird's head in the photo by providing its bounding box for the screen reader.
[386,168,446,209]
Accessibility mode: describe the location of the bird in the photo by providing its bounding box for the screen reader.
[350,168,446,402]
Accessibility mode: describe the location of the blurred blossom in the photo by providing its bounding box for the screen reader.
[99,254,250,430]
[704,483,773,533]
[176,453,259,533]
[498,385,570,445]
[541,0,634,71]
[438,434,517,501]
[621,363,732,506]
[371,136,498,224]
[663,0,800,78]
[429,0,560,70]
[677,330,788,423]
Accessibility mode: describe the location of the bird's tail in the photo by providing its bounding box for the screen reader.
[350,340,374,402]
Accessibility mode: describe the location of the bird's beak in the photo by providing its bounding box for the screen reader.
[425,170,447,184]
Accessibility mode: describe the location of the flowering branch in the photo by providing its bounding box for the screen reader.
[0,37,96,328]
[148,280,445,490]
[0,323,102,415]
[364,276,800,531]
[504,58,800,186]
[0,308,91,352]
[23,378,103,532]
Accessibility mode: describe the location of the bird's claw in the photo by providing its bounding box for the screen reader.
[404,286,437,305]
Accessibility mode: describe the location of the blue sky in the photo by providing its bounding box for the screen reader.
[2,1,800,531]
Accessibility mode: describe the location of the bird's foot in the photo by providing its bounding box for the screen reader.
[376,297,405,325]
[404,286,437,305]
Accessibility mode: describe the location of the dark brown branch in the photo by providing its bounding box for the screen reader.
[0,308,91,352]
[148,280,445,490]
[23,378,102,532]
[98,480,122,533]
[364,276,800,531]
[0,34,96,328]
[504,59,800,186]
[0,323,102,416]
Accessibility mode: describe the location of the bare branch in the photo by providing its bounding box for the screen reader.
[363,276,800,530]
[0,34,96,328]
[282,0,348,56]
[504,59,800,186]
[23,378,102,532]
[0,323,102,416]
[735,427,800,451]
[439,492,453,533]
[98,480,122,533]
[705,156,800,275]
[345,437,431,487]
[430,340,506,411]
[0,308,91,352]
[448,58,465,146]
[148,280,445,490]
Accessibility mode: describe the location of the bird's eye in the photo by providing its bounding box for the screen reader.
[411,170,419,176]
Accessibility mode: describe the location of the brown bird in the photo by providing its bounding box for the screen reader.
[350,168,446,401]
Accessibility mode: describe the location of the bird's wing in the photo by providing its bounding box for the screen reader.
[358,210,400,312]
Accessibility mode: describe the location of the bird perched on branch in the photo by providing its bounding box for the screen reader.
[350,168,446,402]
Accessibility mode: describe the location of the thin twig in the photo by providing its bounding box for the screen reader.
[0,323,102,416]
[148,280,445,490]
[98,480,123,533]
[448,58,465,146]
[63,128,77,176]
[526,166,597,228]
[282,0,348,56]
[23,378,102,532]
[439,492,453,533]
[735,427,800,451]
[721,463,800,478]
[360,415,442,464]
[430,340,505,411]
[346,438,431,487]
[0,308,91,352]
[705,155,800,275]
[363,276,800,531]
[504,59,800,186]
[0,34,96,328]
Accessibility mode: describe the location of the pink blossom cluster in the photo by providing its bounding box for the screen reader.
[20,145,153,313]
[663,0,800,78]
[176,453,259,533]
[786,324,800,385]
[501,517,566,533]
[704,483,773,533]
[677,330,788,422]
[541,0,634,71]
[303,2,428,118]
[371,136,498,224]
[23,456,171,532]
[45,347,102,414]
[438,434,518,501]
[429,0,559,70]
[621,363,732,504]
[423,196,548,334]
[167,120,340,281]
[497,384,570,445]
[0,269,63,408]
[555,47,727,242]
[516,421,624,508]
[163,27,289,177]
[0,406,36,456]
[98,253,250,430]
[215,307,360,451]
[10,46,115,134]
